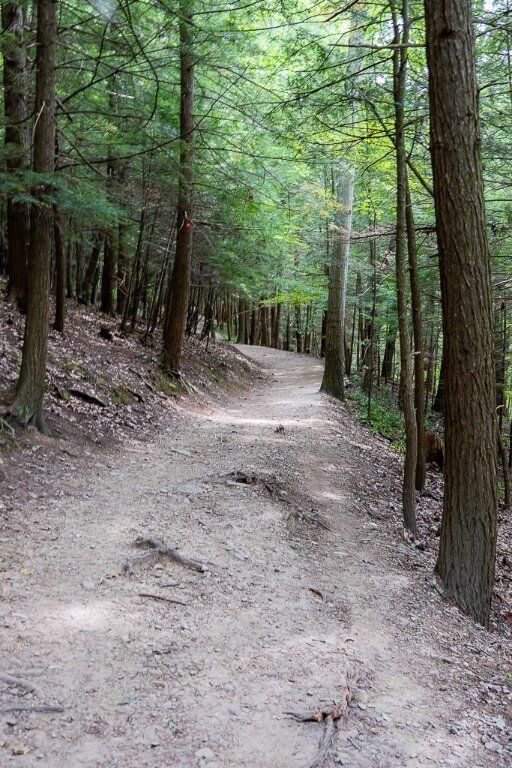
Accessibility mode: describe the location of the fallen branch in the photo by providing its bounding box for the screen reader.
[124,536,211,575]
[67,388,106,408]
[138,592,187,606]
[0,416,15,437]
[309,714,334,768]
[287,687,351,768]
[0,705,64,714]
[125,386,144,403]
[0,672,42,696]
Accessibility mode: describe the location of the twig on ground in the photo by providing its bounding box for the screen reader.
[308,587,324,601]
[138,592,187,606]
[0,672,42,696]
[123,536,211,575]
[309,714,335,768]
[0,705,64,714]
[286,687,351,768]
[0,416,15,437]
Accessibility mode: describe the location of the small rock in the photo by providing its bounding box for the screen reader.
[10,743,29,755]
[484,740,502,753]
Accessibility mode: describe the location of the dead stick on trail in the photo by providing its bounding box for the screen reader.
[0,672,42,696]
[123,536,212,575]
[309,714,335,768]
[286,687,351,768]
[138,592,187,606]
[0,705,64,714]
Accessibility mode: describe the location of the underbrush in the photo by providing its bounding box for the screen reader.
[348,377,406,452]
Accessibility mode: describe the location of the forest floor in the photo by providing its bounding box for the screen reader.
[0,334,511,766]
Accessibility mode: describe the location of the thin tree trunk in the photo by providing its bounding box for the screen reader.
[425,0,497,625]
[237,298,247,344]
[117,221,127,315]
[406,180,426,492]
[80,235,101,305]
[53,209,66,332]
[432,349,445,413]
[392,0,417,534]
[10,0,56,431]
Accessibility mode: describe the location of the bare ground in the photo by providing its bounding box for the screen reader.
[0,346,510,767]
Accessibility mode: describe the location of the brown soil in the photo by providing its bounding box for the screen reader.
[0,345,510,767]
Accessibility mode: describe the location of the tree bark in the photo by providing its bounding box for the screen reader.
[10,0,56,431]
[432,349,445,412]
[406,180,426,492]
[425,0,497,625]
[320,161,355,398]
[53,209,66,332]
[392,0,417,534]
[237,297,247,344]
[80,235,100,305]
[160,0,195,374]
[2,1,29,309]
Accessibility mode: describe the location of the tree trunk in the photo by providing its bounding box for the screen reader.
[432,349,445,412]
[53,209,66,332]
[381,329,395,382]
[425,0,497,625]
[80,236,101,305]
[406,180,426,492]
[2,1,29,309]
[117,221,127,315]
[160,0,194,374]
[392,0,417,534]
[321,161,355,398]
[10,0,56,431]
[259,304,269,346]
[101,229,115,315]
[237,297,246,344]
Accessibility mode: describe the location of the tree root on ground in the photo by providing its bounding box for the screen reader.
[286,687,352,768]
[123,536,211,575]
[0,671,42,696]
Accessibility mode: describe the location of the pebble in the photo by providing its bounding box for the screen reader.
[484,740,502,753]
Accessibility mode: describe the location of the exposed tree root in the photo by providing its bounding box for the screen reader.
[287,507,330,531]
[0,671,42,696]
[123,536,211,575]
[138,592,187,606]
[0,416,15,437]
[67,388,106,408]
[287,687,352,768]
[308,714,334,768]
[0,705,64,714]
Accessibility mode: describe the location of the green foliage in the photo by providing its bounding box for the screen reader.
[349,380,406,453]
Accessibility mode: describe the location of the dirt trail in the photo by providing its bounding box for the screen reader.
[0,347,509,767]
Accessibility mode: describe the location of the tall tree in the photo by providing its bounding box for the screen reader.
[2,0,29,308]
[9,0,57,431]
[425,0,497,625]
[160,0,195,374]
[392,0,417,535]
[406,180,426,492]
[320,161,355,399]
